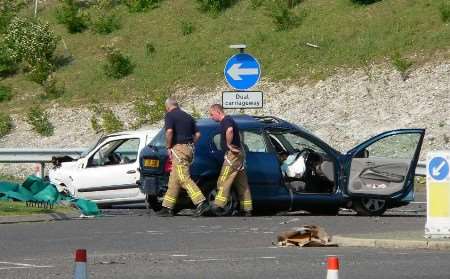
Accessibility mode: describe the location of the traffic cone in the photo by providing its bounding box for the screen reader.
[326,255,339,279]
[73,249,88,279]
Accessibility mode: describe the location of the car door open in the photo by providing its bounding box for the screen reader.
[345,129,425,198]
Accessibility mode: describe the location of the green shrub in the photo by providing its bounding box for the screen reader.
[40,77,65,100]
[27,60,54,85]
[145,42,155,56]
[90,105,123,133]
[250,0,265,8]
[180,21,194,36]
[0,112,12,137]
[439,2,450,22]
[102,45,134,79]
[350,0,381,5]
[0,0,23,34]
[90,115,102,133]
[391,52,413,80]
[55,0,89,33]
[26,107,54,137]
[100,109,123,133]
[96,0,118,10]
[5,17,59,68]
[92,13,121,34]
[125,0,161,13]
[0,42,17,76]
[132,94,165,128]
[196,0,237,13]
[0,84,13,102]
[266,0,303,31]
[286,0,302,8]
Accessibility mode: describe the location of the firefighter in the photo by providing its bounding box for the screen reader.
[208,104,253,216]
[157,98,209,217]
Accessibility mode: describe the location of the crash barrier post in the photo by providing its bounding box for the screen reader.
[25,201,54,209]
[74,249,88,279]
[326,255,339,279]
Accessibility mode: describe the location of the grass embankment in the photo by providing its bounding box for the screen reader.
[1,0,449,114]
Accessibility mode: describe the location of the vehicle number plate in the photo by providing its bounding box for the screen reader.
[144,159,159,168]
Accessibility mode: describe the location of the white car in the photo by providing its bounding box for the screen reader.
[49,130,159,206]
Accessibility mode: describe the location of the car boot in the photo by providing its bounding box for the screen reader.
[156,207,174,217]
[193,201,210,217]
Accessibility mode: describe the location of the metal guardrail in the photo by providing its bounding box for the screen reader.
[0,148,86,178]
[415,161,426,177]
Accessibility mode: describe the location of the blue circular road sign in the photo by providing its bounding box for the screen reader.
[428,156,449,181]
[224,53,261,91]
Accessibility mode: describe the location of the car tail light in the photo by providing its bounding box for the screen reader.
[164,157,172,173]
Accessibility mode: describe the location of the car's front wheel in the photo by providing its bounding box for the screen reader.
[352,198,387,216]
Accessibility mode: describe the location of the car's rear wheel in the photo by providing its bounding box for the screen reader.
[207,188,238,216]
[353,198,387,216]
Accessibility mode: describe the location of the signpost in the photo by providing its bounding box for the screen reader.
[425,151,450,238]
[223,45,263,109]
[222,91,263,109]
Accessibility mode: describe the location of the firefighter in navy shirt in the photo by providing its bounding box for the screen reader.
[157,98,209,217]
[208,104,253,216]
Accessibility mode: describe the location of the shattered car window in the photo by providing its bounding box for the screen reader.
[282,133,325,154]
[366,133,421,159]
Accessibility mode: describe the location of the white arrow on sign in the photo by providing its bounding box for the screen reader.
[227,63,259,81]
[432,160,447,177]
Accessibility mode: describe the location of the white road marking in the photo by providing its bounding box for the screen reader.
[184,258,224,262]
[146,230,165,235]
[171,254,188,257]
[0,261,53,270]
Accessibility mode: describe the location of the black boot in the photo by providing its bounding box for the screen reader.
[193,201,210,217]
[212,205,226,216]
[241,210,252,217]
[156,207,174,217]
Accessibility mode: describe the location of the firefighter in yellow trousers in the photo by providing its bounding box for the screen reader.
[209,104,253,216]
[157,98,209,217]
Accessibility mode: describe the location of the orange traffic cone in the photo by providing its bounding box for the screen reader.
[326,255,339,279]
[73,249,88,279]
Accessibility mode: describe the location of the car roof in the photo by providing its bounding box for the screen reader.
[197,114,301,131]
[108,129,159,138]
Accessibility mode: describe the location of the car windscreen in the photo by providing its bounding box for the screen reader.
[80,135,106,158]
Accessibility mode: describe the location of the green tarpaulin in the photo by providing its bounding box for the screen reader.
[0,176,100,216]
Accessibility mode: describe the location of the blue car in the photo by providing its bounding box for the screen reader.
[139,115,424,216]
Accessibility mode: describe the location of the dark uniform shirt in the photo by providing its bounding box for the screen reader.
[220,115,241,152]
[165,108,198,146]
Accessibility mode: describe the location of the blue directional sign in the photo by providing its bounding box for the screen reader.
[428,156,449,181]
[224,53,261,91]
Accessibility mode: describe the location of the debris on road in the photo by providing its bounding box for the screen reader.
[276,225,337,247]
[279,218,300,224]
